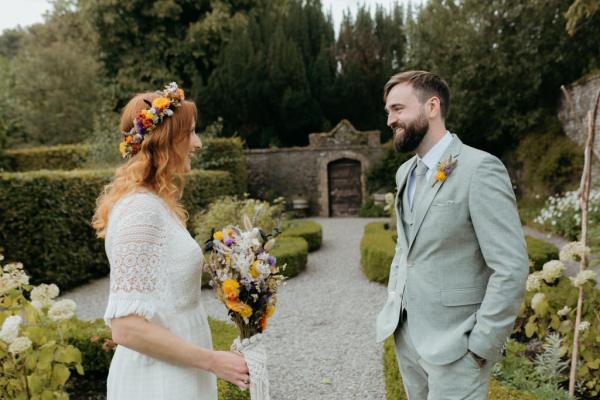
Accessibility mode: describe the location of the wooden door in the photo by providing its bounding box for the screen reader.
[328,159,362,217]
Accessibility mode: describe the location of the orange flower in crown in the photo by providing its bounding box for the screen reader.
[119,82,186,159]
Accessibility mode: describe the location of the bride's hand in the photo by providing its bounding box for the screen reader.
[209,350,250,390]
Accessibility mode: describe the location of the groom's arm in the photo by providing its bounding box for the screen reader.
[467,155,529,362]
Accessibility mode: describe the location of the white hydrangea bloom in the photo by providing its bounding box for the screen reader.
[557,306,571,317]
[0,315,22,344]
[571,270,597,288]
[559,242,590,262]
[576,321,590,332]
[526,272,543,292]
[541,260,565,283]
[48,299,77,321]
[531,292,546,311]
[30,283,60,309]
[8,336,32,355]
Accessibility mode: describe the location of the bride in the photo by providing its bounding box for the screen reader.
[92,83,249,399]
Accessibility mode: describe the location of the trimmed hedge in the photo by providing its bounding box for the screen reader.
[192,137,247,194]
[4,144,91,172]
[383,337,539,400]
[0,169,235,289]
[525,235,559,272]
[271,236,309,278]
[64,318,249,400]
[360,222,396,284]
[279,219,322,252]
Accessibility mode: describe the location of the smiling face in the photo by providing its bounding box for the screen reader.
[184,120,202,172]
[385,83,430,153]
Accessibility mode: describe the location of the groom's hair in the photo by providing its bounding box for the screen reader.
[383,71,450,119]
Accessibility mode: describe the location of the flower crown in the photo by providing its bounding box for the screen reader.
[119,82,185,159]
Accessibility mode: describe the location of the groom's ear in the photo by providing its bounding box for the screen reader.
[425,96,442,120]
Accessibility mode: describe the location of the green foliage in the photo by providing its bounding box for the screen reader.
[279,219,322,252]
[11,3,103,146]
[4,144,91,171]
[407,0,600,156]
[0,169,236,289]
[513,123,583,197]
[493,339,570,399]
[383,337,540,400]
[193,196,286,244]
[514,275,600,397]
[366,141,413,193]
[360,222,396,284]
[270,236,308,278]
[0,261,84,400]
[526,236,559,272]
[192,137,247,194]
[359,198,387,217]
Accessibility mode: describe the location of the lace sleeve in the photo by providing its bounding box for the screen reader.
[104,202,166,327]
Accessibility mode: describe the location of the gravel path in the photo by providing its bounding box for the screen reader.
[63,217,388,400]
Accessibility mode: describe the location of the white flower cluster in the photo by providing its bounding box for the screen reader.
[8,337,32,355]
[559,241,591,262]
[30,283,60,309]
[0,262,29,295]
[571,269,598,288]
[0,315,22,344]
[47,299,77,322]
[383,192,395,212]
[531,292,546,311]
[557,305,571,317]
[526,273,543,291]
[576,321,591,332]
[534,190,600,226]
[540,260,565,283]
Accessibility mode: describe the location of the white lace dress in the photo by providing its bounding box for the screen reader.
[103,192,217,400]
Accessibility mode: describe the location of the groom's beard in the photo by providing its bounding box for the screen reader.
[392,112,429,153]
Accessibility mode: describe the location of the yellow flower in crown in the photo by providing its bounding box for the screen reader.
[222,279,240,300]
[152,97,171,109]
[119,142,127,157]
[227,300,253,318]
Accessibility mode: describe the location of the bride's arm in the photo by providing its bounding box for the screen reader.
[111,315,249,389]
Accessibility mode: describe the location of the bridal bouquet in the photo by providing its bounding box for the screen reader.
[203,215,284,400]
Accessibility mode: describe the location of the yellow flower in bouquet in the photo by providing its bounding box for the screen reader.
[223,279,240,300]
[227,300,253,318]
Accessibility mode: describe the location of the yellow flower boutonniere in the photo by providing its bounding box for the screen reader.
[432,155,458,187]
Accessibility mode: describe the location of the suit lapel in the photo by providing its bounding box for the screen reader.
[394,156,415,252]
[408,135,463,251]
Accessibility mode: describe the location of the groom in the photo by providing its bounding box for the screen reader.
[375,70,528,399]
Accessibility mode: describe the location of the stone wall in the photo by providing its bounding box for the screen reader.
[245,120,385,216]
[558,73,600,186]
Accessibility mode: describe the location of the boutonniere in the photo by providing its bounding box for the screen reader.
[432,155,458,187]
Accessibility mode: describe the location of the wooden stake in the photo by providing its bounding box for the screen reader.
[568,87,600,397]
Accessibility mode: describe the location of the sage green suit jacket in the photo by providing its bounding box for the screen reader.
[375,134,528,365]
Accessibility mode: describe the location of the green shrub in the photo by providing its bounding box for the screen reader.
[193,196,286,244]
[192,137,247,194]
[270,236,308,278]
[280,219,322,252]
[383,337,540,400]
[0,169,235,289]
[366,141,413,193]
[514,273,600,398]
[359,198,387,217]
[525,236,559,272]
[360,222,396,283]
[513,120,583,197]
[4,144,91,171]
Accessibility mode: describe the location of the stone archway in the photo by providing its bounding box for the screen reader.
[318,151,370,217]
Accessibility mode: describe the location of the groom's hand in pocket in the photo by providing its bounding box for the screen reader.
[209,350,250,390]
